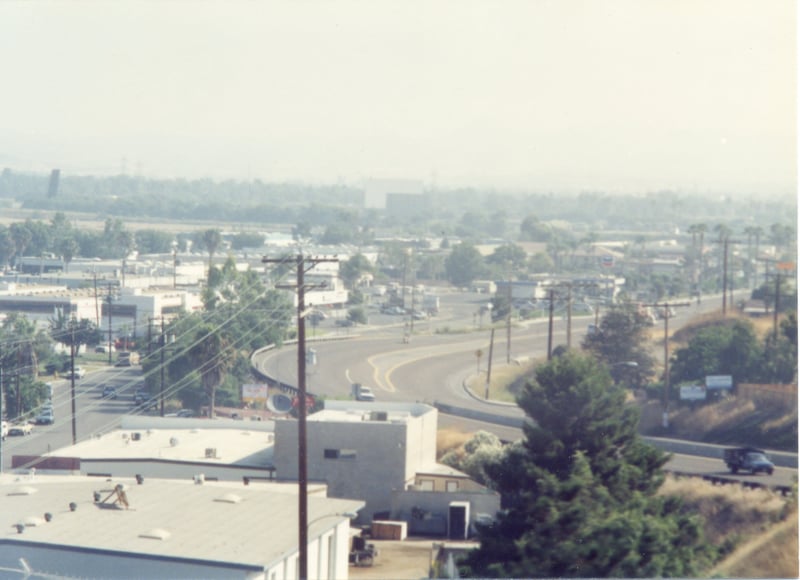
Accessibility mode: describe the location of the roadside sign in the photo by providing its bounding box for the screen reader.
[705,375,733,390]
[680,385,707,400]
[242,383,268,403]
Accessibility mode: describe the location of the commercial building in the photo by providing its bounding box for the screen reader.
[0,474,362,579]
[273,401,499,532]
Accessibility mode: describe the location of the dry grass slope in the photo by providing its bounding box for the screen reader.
[708,511,798,578]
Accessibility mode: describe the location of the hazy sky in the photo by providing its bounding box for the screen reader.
[1,0,796,195]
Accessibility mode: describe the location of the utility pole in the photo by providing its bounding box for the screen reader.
[714,238,741,316]
[548,280,595,354]
[0,349,4,474]
[263,253,337,580]
[160,317,166,417]
[765,261,796,340]
[70,318,77,445]
[642,301,691,429]
[93,272,100,327]
[506,265,512,363]
[106,284,114,365]
[485,328,495,400]
[547,289,555,360]
[172,244,178,289]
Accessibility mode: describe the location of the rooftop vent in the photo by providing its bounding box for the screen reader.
[131,432,142,441]
[139,528,171,541]
[214,493,243,504]
[205,448,217,459]
[8,486,38,496]
[194,474,205,485]
[169,437,179,447]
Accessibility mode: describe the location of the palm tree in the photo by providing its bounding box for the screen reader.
[188,324,234,419]
[201,229,223,277]
[59,237,80,273]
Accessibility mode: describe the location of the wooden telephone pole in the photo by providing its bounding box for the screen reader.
[642,301,691,429]
[262,253,337,580]
[713,237,741,316]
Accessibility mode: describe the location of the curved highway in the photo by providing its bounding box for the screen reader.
[255,289,797,488]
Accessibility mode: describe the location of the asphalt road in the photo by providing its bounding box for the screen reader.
[1,365,148,472]
[257,288,798,487]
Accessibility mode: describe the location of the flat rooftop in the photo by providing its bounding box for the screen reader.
[44,418,276,468]
[0,474,362,571]
[315,401,435,422]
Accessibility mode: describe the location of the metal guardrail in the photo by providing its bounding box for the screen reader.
[668,470,794,497]
[250,335,359,399]
[432,402,798,469]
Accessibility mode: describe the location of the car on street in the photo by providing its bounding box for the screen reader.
[64,366,86,379]
[306,310,328,324]
[166,409,196,418]
[723,447,775,475]
[335,319,355,327]
[9,422,33,436]
[135,397,159,411]
[35,409,55,425]
[102,386,118,399]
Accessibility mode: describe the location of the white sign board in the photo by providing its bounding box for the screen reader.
[705,375,733,390]
[680,385,707,401]
[242,383,268,403]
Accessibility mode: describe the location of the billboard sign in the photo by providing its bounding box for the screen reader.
[242,383,268,403]
[680,384,707,401]
[705,375,733,390]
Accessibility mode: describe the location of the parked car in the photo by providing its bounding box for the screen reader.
[352,383,376,402]
[9,422,33,436]
[1,420,8,439]
[136,398,159,411]
[102,386,118,399]
[35,410,55,425]
[335,319,355,327]
[166,409,196,418]
[134,391,148,405]
[307,310,328,324]
[64,366,86,379]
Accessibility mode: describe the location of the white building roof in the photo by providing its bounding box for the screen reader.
[0,474,362,573]
[318,400,434,420]
[44,418,276,468]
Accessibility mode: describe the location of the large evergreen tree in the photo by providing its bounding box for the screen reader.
[461,352,712,578]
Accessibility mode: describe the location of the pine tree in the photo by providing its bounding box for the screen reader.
[461,352,712,578]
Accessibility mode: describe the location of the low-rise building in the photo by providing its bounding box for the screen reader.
[14,416,279,483]
[273,401,500,532]
[0,474,362,579]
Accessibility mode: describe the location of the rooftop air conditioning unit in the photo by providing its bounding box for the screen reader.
[131,432,142,441]
[205,448,217,459]
[369,411,388,422]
